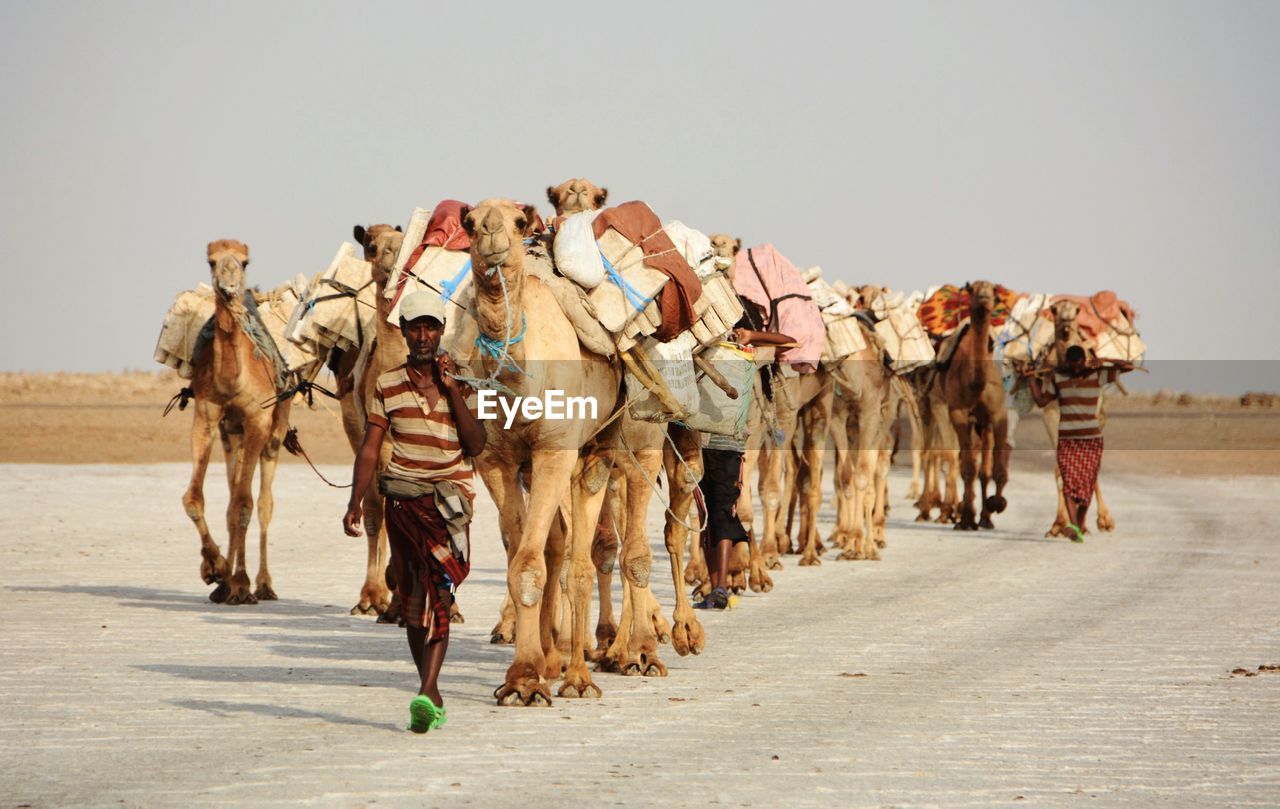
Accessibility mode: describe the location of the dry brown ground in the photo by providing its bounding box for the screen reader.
[1,371,1277,475]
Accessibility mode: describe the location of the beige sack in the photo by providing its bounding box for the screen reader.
[154,285,216,379]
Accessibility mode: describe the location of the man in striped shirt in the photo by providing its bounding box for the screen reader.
[1027,345,1129,543]
[343,292,486,732]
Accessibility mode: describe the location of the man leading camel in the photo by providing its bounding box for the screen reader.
[343,292,486,732]
[1026,345,1128,543]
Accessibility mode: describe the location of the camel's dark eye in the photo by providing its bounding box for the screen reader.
[208,260,215,268]
[514,217,527,231]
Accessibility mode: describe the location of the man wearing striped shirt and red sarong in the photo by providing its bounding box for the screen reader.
[343,292,486,732]
[1027,345,1129,543]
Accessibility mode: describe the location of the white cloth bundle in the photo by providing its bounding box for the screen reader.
[553,210,607,289]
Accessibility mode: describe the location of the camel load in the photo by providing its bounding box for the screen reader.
[155,274,315,388]
[863,287,936,374]
[801,267,868,362]
[285,243,376,357]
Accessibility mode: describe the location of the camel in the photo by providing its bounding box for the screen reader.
[181,240,292,605]
[1038,299,1117,537]
[546,178,608,217]
[935,281,1011,530]
[825,291,897,561]
[457,198,624,706]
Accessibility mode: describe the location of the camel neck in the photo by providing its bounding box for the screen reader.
[212,293,245,381]
[472,261,526,345]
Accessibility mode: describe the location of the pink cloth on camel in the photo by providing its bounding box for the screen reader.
[731,244,825,368]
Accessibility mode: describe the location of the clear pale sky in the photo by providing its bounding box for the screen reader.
[2,1,1277,385]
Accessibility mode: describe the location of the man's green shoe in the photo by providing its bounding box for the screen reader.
[408,695,439,733]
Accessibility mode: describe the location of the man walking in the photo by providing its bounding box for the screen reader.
[1027,345,1127,543]
[343,292,486,732]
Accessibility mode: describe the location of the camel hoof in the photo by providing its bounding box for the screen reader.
[671,617,705,657]
[449,605,465,624]
[595,658,622,674]
[837,550,858,561]
[799,554,822,567]
[254,584,278,601]
[765,555,784,571]
[490,633,513,645]
[495,681,552,707]
[954,521,978,532]
[557,670,602,699]
[866,548,881,561]
[1097,516,1116,533]
[979,517,995,530]
[225,590,257,606]
[985,495,1007,514]
[208,582,230,604]
[915,513,931,523]
[643,657,668,678]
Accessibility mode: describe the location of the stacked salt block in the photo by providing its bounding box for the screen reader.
[803,267,866,362]
[288,242,375,354]
[688,272,745,349]
[154,284,216,378]
[625,331,699,422]
[256,275,317,373]
[869,289,936,374]
[997,293,1055,367]
[588,226,669,344]
[1093,313,1146,363]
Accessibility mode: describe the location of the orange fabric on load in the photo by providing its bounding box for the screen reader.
[592,201,702,341]
[918,284,1022,338]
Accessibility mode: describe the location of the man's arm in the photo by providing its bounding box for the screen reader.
[1027,373,1056,408]
[343,421,386,537]
[438,353,487,457]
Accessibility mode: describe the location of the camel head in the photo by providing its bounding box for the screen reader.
[854,284,887,310]
[206,239,250,301]
[966,280,997,320]
[354,225,404,284]
[546,178,607,216]
[1050,299,1089,358]
[709,234,741,275]
[460,199,538,271]
[352,223,402,262]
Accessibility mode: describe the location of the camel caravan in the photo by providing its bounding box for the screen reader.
[154,178,1147,708]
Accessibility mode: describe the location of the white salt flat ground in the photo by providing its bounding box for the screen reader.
[1,463,1277,808]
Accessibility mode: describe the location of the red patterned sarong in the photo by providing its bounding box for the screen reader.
[1057,437,1104,509]
[385,494,469,640]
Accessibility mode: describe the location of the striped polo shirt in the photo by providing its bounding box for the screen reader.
[1052,369,1103,440]
[367,364,474,499]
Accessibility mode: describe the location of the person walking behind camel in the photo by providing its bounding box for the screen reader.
[1026,345,1128,544]
[343,292,486,732]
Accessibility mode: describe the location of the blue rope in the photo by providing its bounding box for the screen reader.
[597,242,653,313]
[475,313,526,374]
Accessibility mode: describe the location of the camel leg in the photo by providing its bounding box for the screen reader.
[759,444,786,567]
[496,449,575,706]
[852,398,884,560]
[591,481,620,658]
[828,394,854,549]
[798,399,831,566]
[560,452,611,699]
[664,426,707,653]
[982,411,1010,529]
[539,507,568,681]
[184,399,230,601]
[1095,480,1116,532]
[223,411,270,605]
[907,407,924,501]
[252,404,288,601]
[977,422,996,529]
[871,447,891,549]
[950,409,979,530]
[476,458,523,644]
[604,442,665,677]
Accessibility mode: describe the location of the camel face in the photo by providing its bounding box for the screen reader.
[206,240,249,300]
[367,229,405,284]
[546,178,607,216]
[967,280,996,312]
[461,199,536,269]
[856,285,886,310]
[708,234,741,260]
[353,224,402,262]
